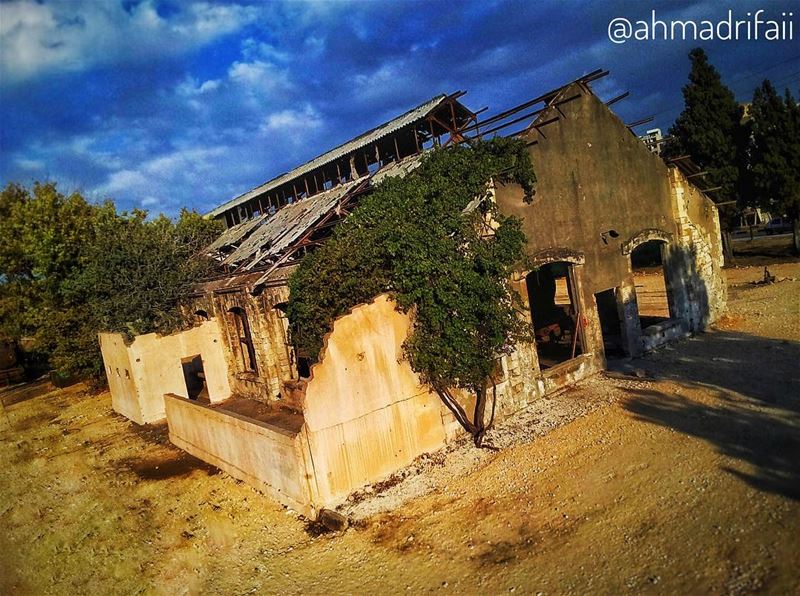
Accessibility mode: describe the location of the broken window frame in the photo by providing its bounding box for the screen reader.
[228,306,258,375]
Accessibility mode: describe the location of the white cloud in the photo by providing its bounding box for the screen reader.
[259,104,322,141]
[101,169,149,195]
[176,75,221,97]
[14,157,44,170]
[0,0,259,83]
[228,59,294,95]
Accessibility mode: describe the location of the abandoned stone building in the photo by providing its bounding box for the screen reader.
[99,70,726,517]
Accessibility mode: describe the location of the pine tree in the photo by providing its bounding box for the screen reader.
[666,48,746,262]
[748,81,800,254]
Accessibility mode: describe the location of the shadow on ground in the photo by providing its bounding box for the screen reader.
[617,331,800,500]
[732,234,799,265]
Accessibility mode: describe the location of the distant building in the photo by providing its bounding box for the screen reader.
[639,128,664,154]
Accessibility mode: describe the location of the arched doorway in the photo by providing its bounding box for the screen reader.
[630,239,673,328]
[622,229,690,349]
[525,261,584,370]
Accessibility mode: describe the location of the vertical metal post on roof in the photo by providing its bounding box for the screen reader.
[304,177,310,197]
[394,136,401,162]
[293,184,299,201]
[374,144,381,167]
[413,127,420,154]
[429,117,439,147]
[336,161,342,183]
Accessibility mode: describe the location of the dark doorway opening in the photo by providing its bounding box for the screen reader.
[631,240,672,329]
[182,355,207,401]
[228,306,258,374]
[297,357,312,379]
[526,262,583,370]
[595,288,626,359]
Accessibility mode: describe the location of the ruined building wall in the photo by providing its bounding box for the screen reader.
[493,83,725,368]
[495,83,680,295]
[194,284,294,404]
[99,319,231,424]
[164,392,314,516]
[301,294,450,507]
[668,167,727,329]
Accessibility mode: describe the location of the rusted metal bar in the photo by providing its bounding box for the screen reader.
[459,93,580,137]
[626,116,654,128]
[466,96,577,140]
[605,91,629,106]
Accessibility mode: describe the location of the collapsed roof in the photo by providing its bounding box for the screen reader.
[203,69,721,290]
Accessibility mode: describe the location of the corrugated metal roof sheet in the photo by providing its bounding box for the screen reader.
[206,212,268,253]
[206,94,446,219]
[222,178,363,268]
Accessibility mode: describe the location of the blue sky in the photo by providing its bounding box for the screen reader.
[1,0,798,217]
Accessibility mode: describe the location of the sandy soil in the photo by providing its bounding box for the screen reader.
[1,258,798,594]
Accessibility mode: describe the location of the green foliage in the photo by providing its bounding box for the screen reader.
[0,182,222,382]
[748,81,800,220]
[287,138,535,403]
[666,48,747,208]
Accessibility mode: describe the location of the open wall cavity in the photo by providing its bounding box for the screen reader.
[526,262,584,370]
[630,240,673,328]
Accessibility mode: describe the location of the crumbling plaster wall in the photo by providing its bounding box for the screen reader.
[164,393,314,516]
[300,294,449,507]
[198,284,294,403]
[668,167,727,329]
[494,83,725,362]
[99,319,231,424]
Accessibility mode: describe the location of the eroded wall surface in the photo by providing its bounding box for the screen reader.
[164,393,313,516]
[192,284,294,403]
[494,83,726,362]
[302,294,449,507]
[99,333,142,423]
[99,319,231,424]
[668,167,727,329]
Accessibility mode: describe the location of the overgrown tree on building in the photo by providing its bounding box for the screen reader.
[0,182,222,383]
[288,139,536,447]
[747,80,800,254]
[665,47,748,262]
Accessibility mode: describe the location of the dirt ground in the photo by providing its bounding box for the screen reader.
[1,246,798,594]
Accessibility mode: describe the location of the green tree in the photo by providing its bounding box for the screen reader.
[0,182,222,382]
[748,80,800,254]
[0,182,96,367]
[288,138,535,446]
[666,48,747,262]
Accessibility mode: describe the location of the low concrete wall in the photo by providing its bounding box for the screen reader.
[99,319,232,424]
[641,319,690,352]
[302,294,449,507]
[164,393,314,516]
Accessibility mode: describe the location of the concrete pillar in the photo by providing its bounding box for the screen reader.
[616,274,643,358]
[661,242,694,333]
